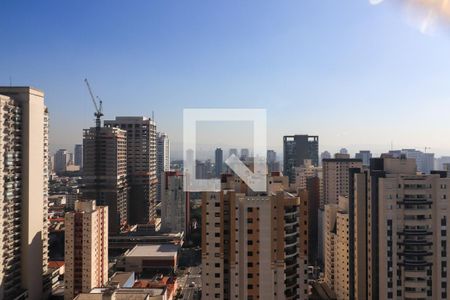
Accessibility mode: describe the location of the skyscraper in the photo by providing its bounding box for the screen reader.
[104,116,157,225]
[82,126,128,233]
[74,144,83,168]
[0,87,49,300]
[267,149,279,172]
[64,200,108,300]
[157,132,170,202]
[240,148,250,160]
[202,174,308,299]
[161,171,190,234]
[283,135,319,183]
[215,148,223,177]
[355,150,372,166]
[54,148,69,174]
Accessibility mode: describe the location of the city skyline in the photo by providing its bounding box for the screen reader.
[2,1,450,156]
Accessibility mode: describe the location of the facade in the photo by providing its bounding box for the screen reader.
[157,132,170,202]
[283,135,319,183]
[54,149,69,174]
[0,87,49,300]
[389,149,435,174]
[161,171,190,234]
[267,150,279,173]
[322,155,363,207]
[355,150,372,166]
[104,117,157,225]
[64,201,108,300]
[201,174,308,300]
[215,148,223,177]
[82,126,128,233]
[74,144,83,168]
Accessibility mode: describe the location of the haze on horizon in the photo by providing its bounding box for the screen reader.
[2,1,450,157]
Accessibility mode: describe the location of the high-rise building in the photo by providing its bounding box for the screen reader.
[64,200,108,300]
[240,148,250,160]
[161,171,190,234]
[320,151,332,165]
[364,157,450,300]
[339,148,348,155]
[201,174,308,299]
[74,144,83,168]
[229,148,238,158]
[355,150,372,166]
[54,148,69,174]
[215,148,223,177]
[82,126,128,234]
[157,132,170,202]
[0,87,49,300]
[104,116,157,225]
[267,150,279,173]
[283,135,319,183]
[389,149,435,174]
[322,154,363,207]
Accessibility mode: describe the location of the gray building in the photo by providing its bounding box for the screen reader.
[283,134,319,183]
[215,148,223,177]
[74,144,83,168]
[157,132,170,202]
[355,150,372,166]
[104,117,157,225]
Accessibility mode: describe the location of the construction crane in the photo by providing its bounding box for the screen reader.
[84,78,103,128]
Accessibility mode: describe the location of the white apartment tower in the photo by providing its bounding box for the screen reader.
[157,132,170,202]
[104,117,157,225]
[0,87,49,300]
[64,200,108,300]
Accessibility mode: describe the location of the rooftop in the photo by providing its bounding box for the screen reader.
[126,244,179,258]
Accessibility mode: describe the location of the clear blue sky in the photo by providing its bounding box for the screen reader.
[2,0,450,157]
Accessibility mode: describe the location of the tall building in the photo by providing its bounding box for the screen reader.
[322,154,363,206]
[267,150,279,173]
[157,132,170,202]
[240,148,250,160]
[64,200,108,300]
[283,135,319,183]
[104,116,157,225]
[201,174,308,300]
[320,151,332,164]
[74,144,83,168]
[355,150,372,166]
[389,149,435,174]
[82,126,128,233]
[215,148,223,177]
[54,148,69,174]
[161,171,190,234]
[0,87,49,300]
[229,148,238,158]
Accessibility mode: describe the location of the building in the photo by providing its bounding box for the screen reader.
[64,201,108,300]
[201,174,308,299]
[364,157,450,300]
[82,126,128,233]
[161,171,190,234]
[355,150,372,166]
[215,148,223,177]
[104,117,157,225]
[116,244,179,274]
[283,135,319,183]
[74,144,83,168]
[240,148,250,160]
[267,150,279,173]
[0,87,49,300]
[322,154,362,206]
[229,148,238,158]
[389,149,435,174]
[339,148,348,155]
[54,149,69,174]
[157,132,170,202]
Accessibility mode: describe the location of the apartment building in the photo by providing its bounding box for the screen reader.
[201,174,308,300]
[157,132,170,202]
[283,135,319,183]
[0,87,49,300]
[104,117,157,225]
[64,201,108,300]
[82,126,128,233]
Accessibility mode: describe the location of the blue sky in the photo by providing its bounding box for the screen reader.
[2,0,450,158]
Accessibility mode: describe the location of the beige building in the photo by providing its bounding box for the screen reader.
[104,117,157,225]
[201,174,308,300]
[82,126,128,233]
[0,87,49,300]
[65,200,108,300]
